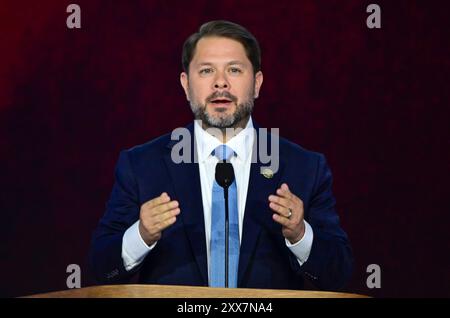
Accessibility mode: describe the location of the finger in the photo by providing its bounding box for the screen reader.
[153,200,179,216]
[269,201,292,218]
[272,212,295,228]
[268,195,293,211]
[277,186,303,206]
[145,192,171,209]
[154,206,181,224]
[276,186,294,201]
[155,215,178,232]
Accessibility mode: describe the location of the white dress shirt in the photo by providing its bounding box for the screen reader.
[121,117,314,275]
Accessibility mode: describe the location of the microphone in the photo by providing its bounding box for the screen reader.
[215,162,235,288]
[215,162,235,188]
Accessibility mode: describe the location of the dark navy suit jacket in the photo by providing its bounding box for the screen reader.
[90,122,353,290]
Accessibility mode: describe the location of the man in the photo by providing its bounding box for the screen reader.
[90,20,352,290]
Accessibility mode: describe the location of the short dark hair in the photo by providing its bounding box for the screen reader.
[182,20,261,75]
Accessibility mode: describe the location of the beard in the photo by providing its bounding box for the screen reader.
[189,89,255,129]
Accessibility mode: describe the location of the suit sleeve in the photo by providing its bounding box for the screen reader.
[89,150,142,284]
[295,154,353,291]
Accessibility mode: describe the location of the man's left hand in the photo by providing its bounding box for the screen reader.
[268,183,305,244]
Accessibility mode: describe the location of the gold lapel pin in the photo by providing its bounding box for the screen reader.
[261,168,274,179]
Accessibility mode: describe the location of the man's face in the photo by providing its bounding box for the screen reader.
[180,36,263,129]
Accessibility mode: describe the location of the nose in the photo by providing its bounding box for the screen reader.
[214,82,228,89]
[214,83,228,89]
[213,71,230,90]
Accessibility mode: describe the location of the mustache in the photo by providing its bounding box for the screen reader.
[206,91,238,103]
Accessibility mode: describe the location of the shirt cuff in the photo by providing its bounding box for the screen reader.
[285,220,314,266]
[122,220,156,271]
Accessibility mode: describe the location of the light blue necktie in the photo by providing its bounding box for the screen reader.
[210,145,240,288]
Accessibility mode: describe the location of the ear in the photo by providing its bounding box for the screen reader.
[180,72,190,101]
[253,71,263,99]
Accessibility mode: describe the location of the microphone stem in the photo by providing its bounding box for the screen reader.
[224,186,229,288]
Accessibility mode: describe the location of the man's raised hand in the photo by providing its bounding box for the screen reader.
[139,192,180,246]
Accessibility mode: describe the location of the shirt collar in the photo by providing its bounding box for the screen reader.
[194,117,255,163]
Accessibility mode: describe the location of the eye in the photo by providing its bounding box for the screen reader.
[199,68,214,75]
[229,67,242,74]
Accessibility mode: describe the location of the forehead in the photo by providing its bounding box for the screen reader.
[191,36,249,65]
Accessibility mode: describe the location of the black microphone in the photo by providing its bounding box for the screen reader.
[215,161,235,288]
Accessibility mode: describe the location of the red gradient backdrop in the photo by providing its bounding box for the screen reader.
[0,0,449,297]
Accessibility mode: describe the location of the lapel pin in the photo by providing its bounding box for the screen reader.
[261,168,274,179]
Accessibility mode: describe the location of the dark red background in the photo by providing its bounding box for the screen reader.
[0,0,449,297]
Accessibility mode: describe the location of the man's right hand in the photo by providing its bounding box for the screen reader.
[139,192,180,246]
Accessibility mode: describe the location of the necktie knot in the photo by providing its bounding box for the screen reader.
[212,145,235,162]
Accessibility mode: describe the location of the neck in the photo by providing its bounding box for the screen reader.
[202,116,250,143]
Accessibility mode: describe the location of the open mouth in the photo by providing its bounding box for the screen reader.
[209,98,233,106]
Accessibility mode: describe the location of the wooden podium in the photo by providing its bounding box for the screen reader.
[26,284,367,298]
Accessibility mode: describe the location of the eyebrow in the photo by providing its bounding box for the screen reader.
[196,61,246,68]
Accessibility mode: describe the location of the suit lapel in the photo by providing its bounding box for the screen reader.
[163,123,208,285]
[238,126,284,286]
